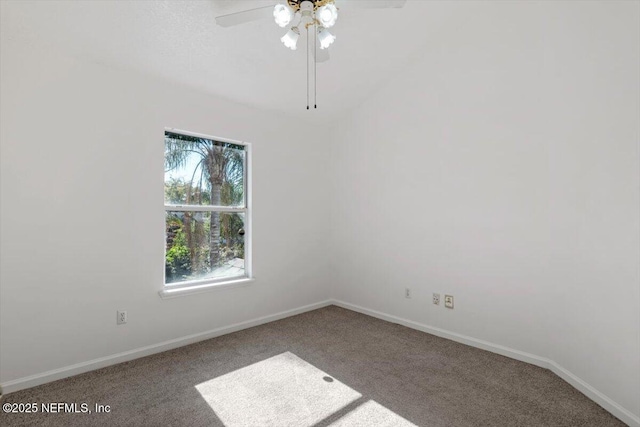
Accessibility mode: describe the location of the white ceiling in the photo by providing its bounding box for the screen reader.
[2,0,466,122]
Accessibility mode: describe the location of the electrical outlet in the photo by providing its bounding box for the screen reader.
[444,295,454,309]
[117,310,127,325]
[405,288,412,299]
[433,293,440,305]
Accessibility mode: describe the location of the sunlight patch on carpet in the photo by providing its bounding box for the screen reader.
[329,400,418,427]
[195,352,361,427]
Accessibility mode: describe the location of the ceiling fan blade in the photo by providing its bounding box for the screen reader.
[339,0,406,9]
[215,5,275,27]
[314,47,330,63]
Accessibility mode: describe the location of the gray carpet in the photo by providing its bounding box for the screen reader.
[0,306,624,426]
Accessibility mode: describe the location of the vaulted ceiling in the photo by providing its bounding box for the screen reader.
[2,1,467,121]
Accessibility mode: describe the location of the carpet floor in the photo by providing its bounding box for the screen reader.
[0,305,624,426]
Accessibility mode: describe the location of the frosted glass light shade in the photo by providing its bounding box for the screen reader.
[281,27,300,50]
[273,4,294,28]
[317,4,338,28]
[318,28,335,49]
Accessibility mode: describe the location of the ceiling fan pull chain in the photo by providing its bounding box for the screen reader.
[314,23,317,109]
[306,25,310,110]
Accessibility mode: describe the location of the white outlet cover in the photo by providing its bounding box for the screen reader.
[444,295,454,309]
[117,310,127,325]
[433,293,440,305]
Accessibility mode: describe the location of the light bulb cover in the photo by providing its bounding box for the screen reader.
[273,4,294,28]
[318,28,336,49]
[281,27,300,50]
[316,3,338,28]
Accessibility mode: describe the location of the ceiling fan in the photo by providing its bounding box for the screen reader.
[215,0,407,109]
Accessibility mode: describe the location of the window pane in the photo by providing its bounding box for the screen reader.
[165,211,246,285]
[164,132,245,207]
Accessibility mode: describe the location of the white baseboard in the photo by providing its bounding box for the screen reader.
[330,299,640,427]
[547,361,639,427]
[0,300,333,396]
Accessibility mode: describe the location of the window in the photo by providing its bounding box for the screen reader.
[163,129,251,293]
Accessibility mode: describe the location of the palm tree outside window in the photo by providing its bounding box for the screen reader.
[164,130,251,287]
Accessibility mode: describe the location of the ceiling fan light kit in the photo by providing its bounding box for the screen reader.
[276,1,338,52]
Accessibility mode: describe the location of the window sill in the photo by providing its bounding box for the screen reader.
[159,277,254,299]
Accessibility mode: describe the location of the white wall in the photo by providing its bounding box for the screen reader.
[2,0,639,424]
[330,0,639,421]
[0,38,331,384]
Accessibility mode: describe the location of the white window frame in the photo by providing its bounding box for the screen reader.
[160,128,253,299]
